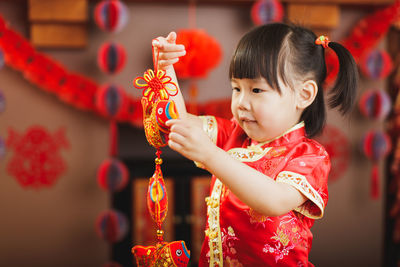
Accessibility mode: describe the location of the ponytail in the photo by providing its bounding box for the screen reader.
[327,42,359,115]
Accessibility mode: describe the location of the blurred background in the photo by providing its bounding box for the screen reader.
[0,0,400,266]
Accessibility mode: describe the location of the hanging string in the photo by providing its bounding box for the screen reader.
[109,120,118,157]
[188,0,197,29]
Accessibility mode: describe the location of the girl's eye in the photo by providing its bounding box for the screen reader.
[232,87,240,92]
[252,88,263,93]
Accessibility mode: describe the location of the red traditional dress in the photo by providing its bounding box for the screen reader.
[198,116,330,267]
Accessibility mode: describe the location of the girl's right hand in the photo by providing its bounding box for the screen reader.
[152,32,186,71]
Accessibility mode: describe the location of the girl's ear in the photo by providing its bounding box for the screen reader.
[297,80,318,110]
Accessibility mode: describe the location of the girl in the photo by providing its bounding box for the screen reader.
[153,23,358,266]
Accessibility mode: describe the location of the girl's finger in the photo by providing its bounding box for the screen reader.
[168,132,187,145]
[165,119,179,127]
[159,51,186,61]
[170,122,190,137]
[161,43,185,52]
[166,31,177,44]
[168,139,184,153]
[158,58,179,69]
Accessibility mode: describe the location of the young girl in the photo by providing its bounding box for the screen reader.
[153,23,358,266]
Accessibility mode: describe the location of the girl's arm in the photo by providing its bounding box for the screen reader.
[166,118,308,217]
[153,32,188,119]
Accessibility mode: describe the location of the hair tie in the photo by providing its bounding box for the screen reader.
[315,35,330,48]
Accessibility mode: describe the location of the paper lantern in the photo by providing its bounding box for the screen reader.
[360,49,393,80]
[95,210,129,243]
[0,48,4,69]
[95,84,129,118]
[314,124,350,183]
[251,0,284,25]
[97,42,126,75]
[359,89,392,120]
[94,0,129,33]
[174,29,222,79]
[97,158,129,192]
[0,90,5,113]
[0,136,5,159]
[362,130,392,199]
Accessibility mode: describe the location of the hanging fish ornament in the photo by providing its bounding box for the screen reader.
[132,40,190,267]
[132,241,190,267]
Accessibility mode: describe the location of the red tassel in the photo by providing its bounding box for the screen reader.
[371,163,380,199]
[110,120,118,156]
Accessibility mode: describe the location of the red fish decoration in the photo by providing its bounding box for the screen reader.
[132,41,190,266]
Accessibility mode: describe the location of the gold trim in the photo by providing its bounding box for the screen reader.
[200,116,218,145]
[228,147,272,162]
[276,171,325,219]
[195,116,219,169]
[205,179,224,266]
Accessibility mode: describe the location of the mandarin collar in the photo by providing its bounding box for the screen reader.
[248,121,306,149]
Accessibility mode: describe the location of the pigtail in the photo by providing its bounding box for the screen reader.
[327,42,359,115]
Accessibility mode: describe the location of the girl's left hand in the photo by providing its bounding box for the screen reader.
[166,117,215,165]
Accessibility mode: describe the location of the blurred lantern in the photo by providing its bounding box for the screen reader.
[0,48,4,69]
[95,84,129,119]
[362,130,392,199]
[314,124,350,183]
[0,90,5,113]
[359,89,392,120]
[251,0,284,25]
[360,49,393,80]
[97,158,129,192]
[95,210,129,243]
[97,42,126,75]
[94,0,129,33]
[174,29,222,79]
[103,262,123,267]
[0,136,5,159]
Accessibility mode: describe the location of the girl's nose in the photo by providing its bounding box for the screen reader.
[237,92,250,110]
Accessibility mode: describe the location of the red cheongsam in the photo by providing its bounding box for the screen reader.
[197,116,330,267]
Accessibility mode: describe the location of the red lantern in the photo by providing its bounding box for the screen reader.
[251,0,284,25]
[95,210,128,243]
[97,42,126,75]
[359,89,392,120]
[94,0,129,33]
[360,49,393,80]
[362,130,392,199]
[174,29,222,79]
[97,158,129,192]
[95,84,129,119]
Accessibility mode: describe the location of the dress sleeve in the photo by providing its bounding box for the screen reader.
[275,141,330,219]
[195,116,235,169]
[198,115,235,148]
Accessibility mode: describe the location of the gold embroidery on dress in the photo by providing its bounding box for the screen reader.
[228,147,272,162]
[246,208,270,224]
[205,179,224,266]
[275,171,325,219]
[200,116,218,144]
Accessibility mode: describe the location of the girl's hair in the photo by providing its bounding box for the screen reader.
[229,23,358,137]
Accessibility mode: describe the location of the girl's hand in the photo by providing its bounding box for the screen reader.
[153,32,186,71]
[166,117,216,165]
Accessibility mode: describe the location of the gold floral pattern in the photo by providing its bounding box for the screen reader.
[228,147,272,162]
[200,116,218,145]
[275,171,325,219]
[205,179,224,266]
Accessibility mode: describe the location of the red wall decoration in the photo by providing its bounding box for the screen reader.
[6,126,69,188]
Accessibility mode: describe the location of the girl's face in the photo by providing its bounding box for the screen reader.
[231,77,302,143]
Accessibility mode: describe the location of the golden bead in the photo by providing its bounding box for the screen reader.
[157,229,164,236]
[155,158,163,165]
